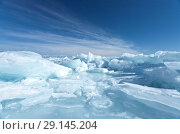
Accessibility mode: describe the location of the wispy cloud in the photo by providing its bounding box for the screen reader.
[0,0,138,56]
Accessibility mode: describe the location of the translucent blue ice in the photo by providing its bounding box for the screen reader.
[0,51,180,119]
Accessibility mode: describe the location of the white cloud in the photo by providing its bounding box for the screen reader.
[0,0,138,56]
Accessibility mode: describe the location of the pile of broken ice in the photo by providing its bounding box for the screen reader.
[1,51,180,118]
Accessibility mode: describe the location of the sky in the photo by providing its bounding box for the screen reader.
[0,0,180,56]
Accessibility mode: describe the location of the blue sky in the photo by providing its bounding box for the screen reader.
[0,0,180,56]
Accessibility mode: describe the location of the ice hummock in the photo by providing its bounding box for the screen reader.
[0,51,180,119]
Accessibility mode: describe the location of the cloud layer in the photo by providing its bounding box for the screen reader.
[0,0,137,56]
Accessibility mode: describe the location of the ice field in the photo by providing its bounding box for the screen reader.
[0,51,180,118]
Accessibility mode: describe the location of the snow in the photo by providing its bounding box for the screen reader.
[1,51,180,119]
[118,82,180,110]
[0,51,71,81]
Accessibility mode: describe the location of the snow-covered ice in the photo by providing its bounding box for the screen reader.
[0,51,180,119]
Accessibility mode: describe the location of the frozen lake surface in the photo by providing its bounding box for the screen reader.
[0,51,180,119]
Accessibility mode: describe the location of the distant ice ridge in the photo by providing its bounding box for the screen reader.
[121,51,180,64]
[0,51,180,119]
